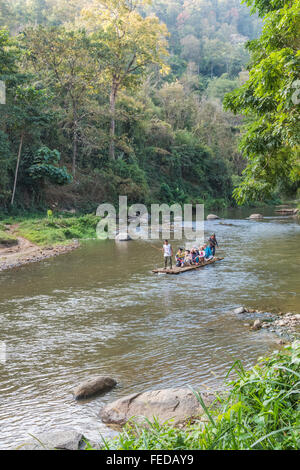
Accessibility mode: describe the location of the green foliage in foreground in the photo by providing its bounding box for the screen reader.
[99,342,300,450]
[15,214,100,246]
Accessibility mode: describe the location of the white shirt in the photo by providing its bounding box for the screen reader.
[163,244,172,257]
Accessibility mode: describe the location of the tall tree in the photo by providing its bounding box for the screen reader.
[5,85,52,205]
[81,0,170,160]
[0,29,20,202]
[24,26,101,177]
[224,0,300,203]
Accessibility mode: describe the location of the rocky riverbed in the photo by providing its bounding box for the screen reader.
[234,307,300,342]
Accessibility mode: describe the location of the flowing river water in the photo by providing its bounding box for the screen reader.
[0,207,299,448]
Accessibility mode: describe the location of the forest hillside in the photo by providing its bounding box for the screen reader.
[0,0,298,212]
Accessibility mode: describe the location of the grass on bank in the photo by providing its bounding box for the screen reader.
[0,229,18,246]
[18,214,101,246]
[96,342,300,450]
[0,214,101,246]
[0,221,18,246]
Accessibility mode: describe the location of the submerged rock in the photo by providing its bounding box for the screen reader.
[100,388,216,427]
[206,214,219,220]
[249,214,263,219]
[252,319,262,330]
[276,339,286,345]
[19,430,85,450]
[73,376,117,400]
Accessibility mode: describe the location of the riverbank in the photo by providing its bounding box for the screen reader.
[0,238,80,272]
[96,341,299,450]
[0,213,100,271]
[18,341,299,450]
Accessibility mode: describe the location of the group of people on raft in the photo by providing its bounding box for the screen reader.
[162,234,218,269]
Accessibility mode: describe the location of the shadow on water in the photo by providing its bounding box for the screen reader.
[0,207,299,447]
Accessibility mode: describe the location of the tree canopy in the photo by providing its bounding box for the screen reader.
[224,0,300,203]
[2,0,296,210]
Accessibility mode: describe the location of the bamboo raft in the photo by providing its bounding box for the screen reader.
[152,257,224,275]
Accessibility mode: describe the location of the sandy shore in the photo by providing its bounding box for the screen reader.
[0,236,80,272]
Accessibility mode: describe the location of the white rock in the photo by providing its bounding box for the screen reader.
[233,307,246,314]
[207,214,220,220]
[115,232,131,242]
[252,319,262,330]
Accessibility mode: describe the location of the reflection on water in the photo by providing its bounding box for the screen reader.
[0,208,299,448]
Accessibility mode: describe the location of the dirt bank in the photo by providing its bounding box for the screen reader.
[0,235,80,272]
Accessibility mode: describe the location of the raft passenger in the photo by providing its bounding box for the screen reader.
[198,246,206,264]
[175,247,185,267]
[191,247,200,264]
[184,250,193,265]
[204,243,213,261]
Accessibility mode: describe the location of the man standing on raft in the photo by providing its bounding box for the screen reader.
[162,239,173,269]
[208,233,218,256]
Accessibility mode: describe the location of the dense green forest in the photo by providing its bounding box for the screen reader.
[0,0,298,211]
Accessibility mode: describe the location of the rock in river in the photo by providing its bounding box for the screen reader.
[206,214,219,220]
[100,388,216,427]
[249,214,263,219]
[252,319,262,330]
[115,232,131,241]
[19,430,85,450]
[73,376,117,400]
[233,306,246,314]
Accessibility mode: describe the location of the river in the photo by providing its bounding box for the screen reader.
[0,207,299,448]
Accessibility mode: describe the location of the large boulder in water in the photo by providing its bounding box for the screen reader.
[99,388,216,427]
[249,214,263,219]
[19,430,85,450]
[206,214,219,220]
[73,376,117,400]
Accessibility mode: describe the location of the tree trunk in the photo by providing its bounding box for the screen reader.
[72,101,78,178]
[11,132,24,206]
[72,125,77,178]
[109,84,117,161]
